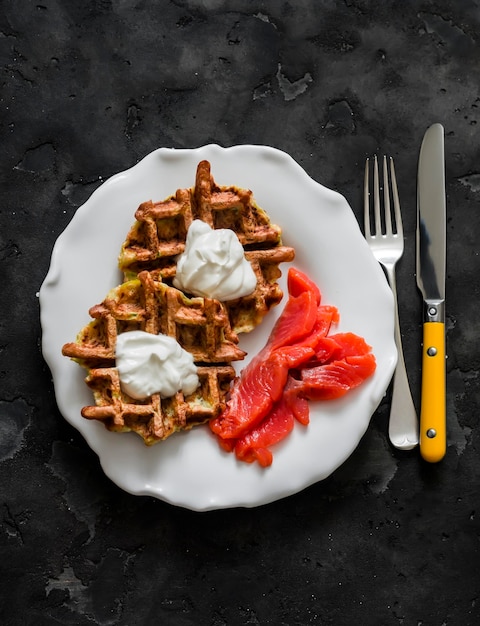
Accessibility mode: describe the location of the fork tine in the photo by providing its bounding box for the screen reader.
[365,155,402,239]
[373,155,382,236]
[383,156,393,235]
[389,156,403,238]
[364,158,371,236]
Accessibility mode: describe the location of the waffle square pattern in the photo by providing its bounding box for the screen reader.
[119,160,295,334]
[62,271,243,444]
[63,160,294,445]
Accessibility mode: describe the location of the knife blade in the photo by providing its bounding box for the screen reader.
[416,123,446,463]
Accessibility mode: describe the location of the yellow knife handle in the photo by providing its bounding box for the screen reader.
[420,321,446,462]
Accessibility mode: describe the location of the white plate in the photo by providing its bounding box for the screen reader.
[40,144,396,511]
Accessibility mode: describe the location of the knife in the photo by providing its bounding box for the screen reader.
[416,123,446,463]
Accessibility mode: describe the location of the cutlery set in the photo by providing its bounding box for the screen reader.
[363,124,446,463]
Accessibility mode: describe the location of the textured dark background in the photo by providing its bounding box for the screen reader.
[1,1,479,624]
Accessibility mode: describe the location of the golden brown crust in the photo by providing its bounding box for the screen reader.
[118,160,295,334]
[62,271,245,367]
[81,364,236,445]
[62,272,243,445]
[64,160,295,445]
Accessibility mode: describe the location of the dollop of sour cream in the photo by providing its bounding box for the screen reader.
[115,331,199,400]
[173,220,257,301]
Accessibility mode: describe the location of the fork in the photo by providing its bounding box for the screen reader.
[364,155,419,450]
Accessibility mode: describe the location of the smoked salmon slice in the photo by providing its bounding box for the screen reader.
[210,268,320,440]
[283,333,375,422]
[287,266,321,305]
[283,379,311,425]
[209,345,314,439]
[293,306,339,351]
[296,353,377,401]
[266,289,318,353]
[210,267,377,466]
[327,332,373,357]
[233,396,295,467]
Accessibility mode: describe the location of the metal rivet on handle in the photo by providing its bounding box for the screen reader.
[426,428,437,438]
[428,306,437,316]
[427,346,437,356]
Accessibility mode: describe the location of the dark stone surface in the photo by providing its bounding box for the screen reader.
[1,1,479,624]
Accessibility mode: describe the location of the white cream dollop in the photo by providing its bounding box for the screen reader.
[173,219,257,301]
[115,330,199,400]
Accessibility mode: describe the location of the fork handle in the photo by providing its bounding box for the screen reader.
[386,267,419,450]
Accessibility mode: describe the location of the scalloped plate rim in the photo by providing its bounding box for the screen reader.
[39,144,397,511]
